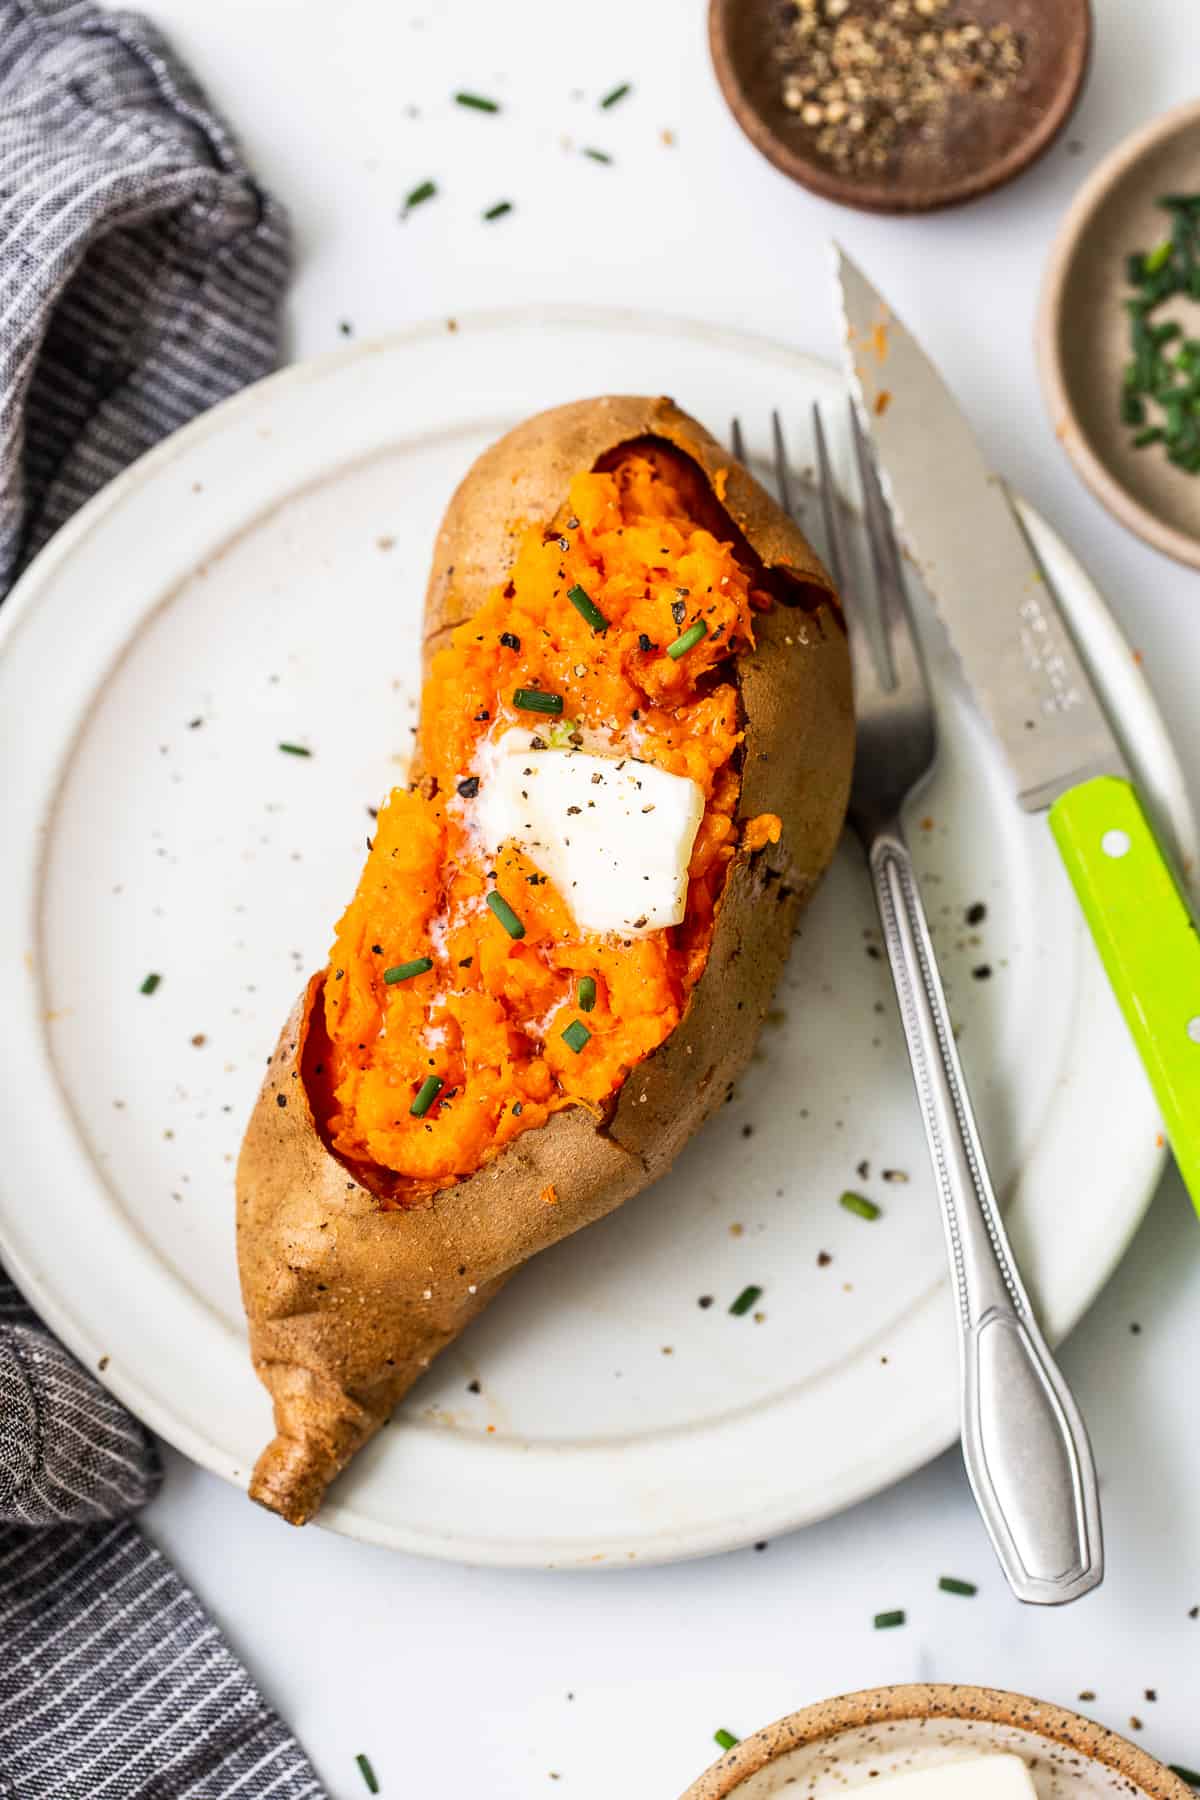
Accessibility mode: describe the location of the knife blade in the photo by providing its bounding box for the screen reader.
[834,246,1200,1212]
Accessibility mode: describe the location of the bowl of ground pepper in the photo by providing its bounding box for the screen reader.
[708,0,1092,214]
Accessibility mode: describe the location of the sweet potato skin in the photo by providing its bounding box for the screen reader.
[237,396,854,1525]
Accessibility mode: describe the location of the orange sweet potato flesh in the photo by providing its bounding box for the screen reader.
[236,397,854,1525]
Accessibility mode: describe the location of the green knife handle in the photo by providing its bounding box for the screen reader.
[1049,774,1200,1211]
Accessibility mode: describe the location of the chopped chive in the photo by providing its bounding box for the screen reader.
[410,1074,444,1118]
[714,1730,740,1752]
[874,1610,905,1629]
[403,179,437,213]
[840,1190,881,1221]
[1169,1769,1200,1789]
[356,1753,380,1794]
[1121,392,1146,426]
[1134,426,1166,448]
[667,620,707,660]
[384,958,433,984]
[578,976,597,1012]
[582,147,612,164]
[278,741,311,757]
[938,1576,977,1596]
[140,972,161,995]
[729,1284,762,1317]
[454,91,499,112]
[566,583,608,632]
[1145,238,1173,274]
[562,1019,590,1054]
[486,891,525,939]
[600,82,631,109]
[513,687,564,715]
[483,200,513,221]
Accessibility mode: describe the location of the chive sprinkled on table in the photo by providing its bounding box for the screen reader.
[600,82,631,109]
[714,1729,740,1752]
[486,891,525,939]
[577,975,597,1012]
[729,1284,762,1317]
[483,200,513,221]
[1169,1768,1200,1789]
[383,958,433,985]
[410,1075,444,1119]
[454,91,499,112]
[355,1752,380,1794]
[278,741,311,757]
[403,179,437,215]
[582,147,612,164]
[562,1019,590,1054]
[567,582,608,632]
[667,620,707,660]
[139,972,161,995]
[840,1190,881,1221]
[874,1609,905,1629]
[513,687,564,715]
[938,1575,977,1596]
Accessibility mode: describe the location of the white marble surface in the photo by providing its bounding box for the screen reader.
[134,1,1200,1794]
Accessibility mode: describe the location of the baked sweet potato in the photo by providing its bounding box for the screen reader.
[237,395,853,1525]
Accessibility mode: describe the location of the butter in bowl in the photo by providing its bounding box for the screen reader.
[682,1685,1191,1800]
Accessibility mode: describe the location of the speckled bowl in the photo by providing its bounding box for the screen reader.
[1037,99,1200,569]
[681,1685,1190,1800]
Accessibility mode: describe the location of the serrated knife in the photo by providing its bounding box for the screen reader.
[835,247,1200,1213]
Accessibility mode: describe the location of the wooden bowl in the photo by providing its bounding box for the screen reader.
[708,0,1092,215]
[682,1684,1190,1800]
[1037,100,1200,571]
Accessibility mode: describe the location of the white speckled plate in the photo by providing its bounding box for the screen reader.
[0,310,1190,1566]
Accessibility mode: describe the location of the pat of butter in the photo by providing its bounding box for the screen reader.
[853,1756,1039,1800]
[473,731,705,936]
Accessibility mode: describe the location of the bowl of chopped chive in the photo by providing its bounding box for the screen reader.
[683,1685,1192,1800]
[1038,100,1200,569]
[708,0,1091,215]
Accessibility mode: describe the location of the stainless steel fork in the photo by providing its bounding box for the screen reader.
[735,405,1103,1605]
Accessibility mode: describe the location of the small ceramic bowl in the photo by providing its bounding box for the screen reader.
[1038,100,1200,570]
[681,1684,1190,1800]
[708,0,1091,215]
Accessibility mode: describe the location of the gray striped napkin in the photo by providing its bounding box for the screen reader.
[0,3,324,1795]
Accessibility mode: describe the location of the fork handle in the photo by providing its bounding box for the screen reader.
[868,820,1104,1605]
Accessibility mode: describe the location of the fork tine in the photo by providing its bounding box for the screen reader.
[771,410,795,520]
[847,399,923,697]
[730,416,746,465]
[811,403,849,598]
[813,402,883,707]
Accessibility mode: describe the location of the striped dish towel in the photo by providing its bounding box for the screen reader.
[0,4,322,1795]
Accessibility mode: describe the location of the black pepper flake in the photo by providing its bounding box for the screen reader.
[671,598,686,625]
[513,1101,523,1115]
[741,1124,754,1138]
[474,709,490,721]
[638,633,655,652]
[856,1159,870,1179]
[458,956,473,968]
[817,1250,832,1267]
[972,964,993,980]
[698,1295,714,1309]
[276,1093,287,1108]
[457,776,481,798]
[371,944,383,954]
[966,901,987,925]
[754,1541,768,1552]
[467,1379,481,1394]
[500,632,521,650]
